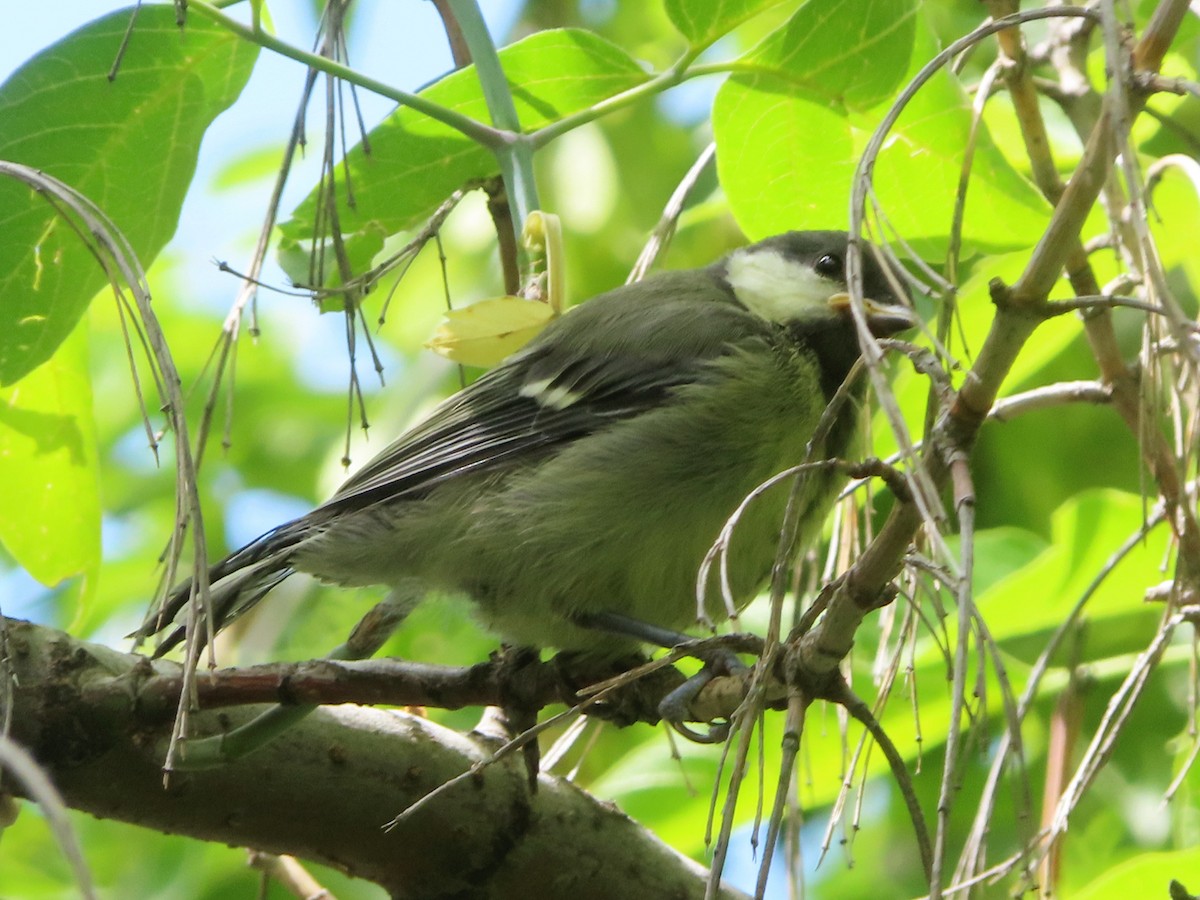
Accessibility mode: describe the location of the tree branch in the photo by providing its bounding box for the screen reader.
[798,0,1192,681]
[4,619,748,900]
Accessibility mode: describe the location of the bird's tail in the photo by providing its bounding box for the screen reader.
[134,523,308,658]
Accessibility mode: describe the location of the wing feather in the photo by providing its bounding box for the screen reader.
[321,274,763,512]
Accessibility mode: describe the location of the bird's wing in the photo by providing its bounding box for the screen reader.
[321,281,762,512]
[139,275,765,654]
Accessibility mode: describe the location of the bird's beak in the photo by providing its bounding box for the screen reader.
[828,293,917,337]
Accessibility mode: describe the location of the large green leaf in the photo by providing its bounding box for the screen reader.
[972,489,1171,664]
[714,1,1050,253]
[663,0,791,48]
[277,28,650,284]
[0,326,98,587]
[740,0,917,109]
[1072,850,1200,899]
[0,6,259,384]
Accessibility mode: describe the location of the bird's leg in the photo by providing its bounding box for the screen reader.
[573,611,746,743]
[575,610,701,650]
[339,580,424,658]
[493,644,545,791]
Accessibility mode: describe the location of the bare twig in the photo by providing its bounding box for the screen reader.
[953,509,1169,887]
[247,851,336,900]
[628,143,717,283]
[0,737,96,900]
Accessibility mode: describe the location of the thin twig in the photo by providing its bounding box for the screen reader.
[628,143,716,283]
[0,738,97,899]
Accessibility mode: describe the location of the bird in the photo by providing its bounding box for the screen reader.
[139,230,914,663]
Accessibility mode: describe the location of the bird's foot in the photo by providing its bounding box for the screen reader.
[572,611,757,742]
[658,649,748,744]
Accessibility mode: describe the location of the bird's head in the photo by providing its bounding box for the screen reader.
[720,230,915,339]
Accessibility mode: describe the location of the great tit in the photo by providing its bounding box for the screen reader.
[141,231,914,660]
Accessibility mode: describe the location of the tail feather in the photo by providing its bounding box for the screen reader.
[136,523,310,657]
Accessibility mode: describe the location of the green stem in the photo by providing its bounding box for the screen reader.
[187,0,504,148]
[446,0,537,235]
[446,1,520,132]
[529,54,735,149]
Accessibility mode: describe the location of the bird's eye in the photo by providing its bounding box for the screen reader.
[814,253,842,279]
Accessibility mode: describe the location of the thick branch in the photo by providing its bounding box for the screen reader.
[3,619,747,900]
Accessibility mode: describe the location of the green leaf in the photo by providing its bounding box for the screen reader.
[714,3,1050,254]
[663,0,790,48]
[868,66,1052,255]
[276,226,387,299]
[278,28,650,276]
[741,0,918,110]
[1072,851,1200,900]
[954,251,1082,386]
[0,6,259,384]
[954,526,1049,598]
[0,325,99,588]
[716,72,856,229]
[974,490,1170,664]
[211,142,286,191]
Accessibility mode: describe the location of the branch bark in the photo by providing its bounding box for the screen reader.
[3,619,748,900]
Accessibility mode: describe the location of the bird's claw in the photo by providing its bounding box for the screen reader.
[657,649,747,743]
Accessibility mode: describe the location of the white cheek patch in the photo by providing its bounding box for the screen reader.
[725,248,835,324]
